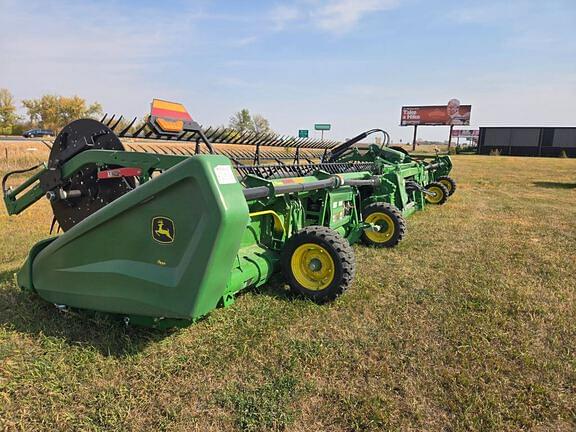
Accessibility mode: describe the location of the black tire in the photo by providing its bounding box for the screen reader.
[424,182,449,205]
[281,226,355,303]
[361,202,406,248]
[437,175,457,196]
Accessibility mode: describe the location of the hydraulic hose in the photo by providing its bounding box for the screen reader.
[327,128,390,162]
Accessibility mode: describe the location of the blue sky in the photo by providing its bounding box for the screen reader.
[1,0,575,141]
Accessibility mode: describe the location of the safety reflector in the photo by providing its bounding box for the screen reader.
[98,167,142,180]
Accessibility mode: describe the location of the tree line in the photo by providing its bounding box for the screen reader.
[0,88,273,135]
[0,88,102,134]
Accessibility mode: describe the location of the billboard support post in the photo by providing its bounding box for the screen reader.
[412,125,418,151]
[448,124,454,149]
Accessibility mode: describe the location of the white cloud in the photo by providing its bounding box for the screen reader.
[229,35,259,47]
[449,5,500,24]
[0,0,202,116]
[267,0,400,34]
[449,1,576,51]
[269,4,302,30]
[312,0,400,33]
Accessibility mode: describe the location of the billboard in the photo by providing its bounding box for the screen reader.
[401,99,472,126]
[452,129,479,138]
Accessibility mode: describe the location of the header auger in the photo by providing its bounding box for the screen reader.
[2,99,456,328]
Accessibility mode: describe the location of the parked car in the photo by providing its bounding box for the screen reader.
[22,129,55,138]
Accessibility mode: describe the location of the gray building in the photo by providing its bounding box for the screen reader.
[478,127,576,157]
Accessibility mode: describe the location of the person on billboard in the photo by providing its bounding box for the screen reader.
[447,98,470,125]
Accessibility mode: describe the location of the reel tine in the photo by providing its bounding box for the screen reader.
[283,135,295,147]
[205,127,218,141]
[211,128,227,143]
[239,132,253,145]
[177,131,188,141]
[243,131,256,144]
[131,121,148,138]
[110,115,124,131]
[206,128,221,142]
[119,117,137,137]
[262,135,276,147]
[183,132,195,142]
[256,132,268,145]
[203,126,213,138]
[219,128,235,143]
[248,132,260,145]
[253,133,267,146]
[105,114,116,127]
[100,113,108,123]
[224,128,240,144]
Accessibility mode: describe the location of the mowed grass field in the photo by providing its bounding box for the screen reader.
[0,147,575,431]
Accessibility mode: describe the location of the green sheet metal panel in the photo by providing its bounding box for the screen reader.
[26,155,249,322]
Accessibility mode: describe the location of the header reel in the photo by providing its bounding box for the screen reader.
[43,118,130,231]
[19,101,396,232]
[4,99,454,235]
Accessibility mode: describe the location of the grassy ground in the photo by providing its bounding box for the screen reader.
[1,154,575,431]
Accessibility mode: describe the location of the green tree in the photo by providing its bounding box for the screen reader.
[22,94,102,131]
[229,108,254,133]
[253,114,271,134]
[0,88,19,133]
[229,109,273,134]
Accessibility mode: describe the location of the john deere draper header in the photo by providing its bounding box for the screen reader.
[3,100,456,328]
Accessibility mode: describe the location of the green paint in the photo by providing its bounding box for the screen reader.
[314,124,331,131]
[7,135,454,328]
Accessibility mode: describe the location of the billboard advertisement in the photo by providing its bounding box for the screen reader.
[451,129,479,138]
[401,99,472,126]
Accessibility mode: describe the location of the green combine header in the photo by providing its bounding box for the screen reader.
[3,99,456,328]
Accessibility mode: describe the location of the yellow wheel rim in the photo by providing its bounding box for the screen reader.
[439,179,453,194]
[425,186,444,204]
[291,243,335,291]
[364,212,395,243]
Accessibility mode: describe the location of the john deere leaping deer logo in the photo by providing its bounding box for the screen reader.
[152,217,175,244]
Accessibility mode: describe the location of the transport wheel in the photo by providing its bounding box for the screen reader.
[281,226,355,303]
[361,202,406,248]
[437,175,457,196]
[424,182,449,205]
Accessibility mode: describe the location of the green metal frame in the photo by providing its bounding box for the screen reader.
[3,141,455,329]
[328,144,454,216]
[6,150,378,328]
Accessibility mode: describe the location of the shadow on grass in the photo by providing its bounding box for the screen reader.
[0,271,300,358]
[0,269,172,358]
[251,274,319,305]
[533,181,576,189]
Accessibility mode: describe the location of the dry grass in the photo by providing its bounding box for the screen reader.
[1,152,575,431]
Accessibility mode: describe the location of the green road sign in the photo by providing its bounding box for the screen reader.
[314,124,331,131]
[298,129,309,138]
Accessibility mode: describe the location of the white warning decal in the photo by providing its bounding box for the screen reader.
[214,165,237,185]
